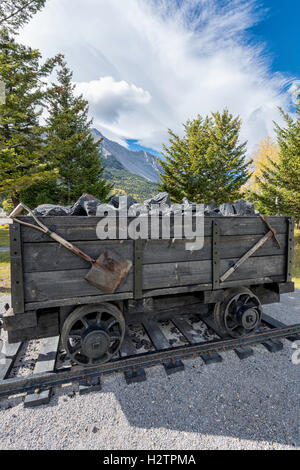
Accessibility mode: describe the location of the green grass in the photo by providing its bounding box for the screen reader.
[293,229,300,289]
[0,226,10,294]
[0,225,9,248]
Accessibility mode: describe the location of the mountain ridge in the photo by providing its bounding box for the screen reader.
[91,128,161,183]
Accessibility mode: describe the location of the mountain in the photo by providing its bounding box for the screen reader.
[91,128,161,183]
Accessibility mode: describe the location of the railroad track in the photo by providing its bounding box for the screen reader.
[0,312,299,407]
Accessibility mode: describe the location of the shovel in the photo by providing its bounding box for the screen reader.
[9,203,132,294]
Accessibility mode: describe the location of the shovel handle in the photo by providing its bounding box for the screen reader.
[9,202,95,265]
[49,232,95,264]
[9,203,50,233]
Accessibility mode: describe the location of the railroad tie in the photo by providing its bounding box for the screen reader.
[172,317,223,365]
[24,336,59,407]
[143,321,184,375]
[120,330,147,385]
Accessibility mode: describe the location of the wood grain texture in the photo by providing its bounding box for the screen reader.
[23,255,286,303]
[21,234,286,274]
[20,216,288,243]
[24,336,59,407]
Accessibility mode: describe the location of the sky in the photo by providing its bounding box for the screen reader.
[19,0,300,156]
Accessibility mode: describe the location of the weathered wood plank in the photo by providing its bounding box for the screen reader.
[23,240,133,273]
[22,233,287,273]
[143,321,171,350]
[3,308,37,331]
[10,223,24,314]
[125,303,207,325]
[120,330,146,384]
[20,216,288,243]
[0,341,22,380]
[24,336,59,407]
[201,352,223,365]
[23,255,286,303]
[172,317,224,367]
[262,339,284,353]
[172,318,204,344]
[7,312,59,343]
[25,292,133,311]
[143,321,184,375]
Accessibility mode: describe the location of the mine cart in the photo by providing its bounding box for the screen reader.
[1,213,295,370]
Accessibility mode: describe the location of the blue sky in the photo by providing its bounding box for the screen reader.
[128,0,300,154]
[250,0,299,78]
[20,0,299,156]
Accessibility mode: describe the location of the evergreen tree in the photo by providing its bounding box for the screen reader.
[27,59,112,205]
[248,101,300,222]
[0,30,58,206]
[0,0,46,33]
[159,109,250,204]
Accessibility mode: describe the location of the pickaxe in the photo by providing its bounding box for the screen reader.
[220,215,281,283]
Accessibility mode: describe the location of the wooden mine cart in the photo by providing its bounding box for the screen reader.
[2,215,295,367]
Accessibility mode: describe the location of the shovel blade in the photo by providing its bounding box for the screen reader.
[85,249,132,294]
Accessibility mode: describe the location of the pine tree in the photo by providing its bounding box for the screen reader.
[0,0,46,33]
[249,101,300,222]
[29,59,112,205]
[0,30,58,206]
[159,109,250,204]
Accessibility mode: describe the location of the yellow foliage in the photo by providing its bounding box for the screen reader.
[111,188,127,196]
[246,137,279,192]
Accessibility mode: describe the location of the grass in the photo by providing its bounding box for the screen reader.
[0,226,10,294]
[293,229,300,289]
[0,226,299,296]
[0,225,9,248]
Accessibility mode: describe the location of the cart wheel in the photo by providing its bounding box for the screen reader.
[61,303,125,366]
[213,287,262,338]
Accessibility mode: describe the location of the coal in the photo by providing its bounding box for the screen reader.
[233,199,256,216]
[83,199,103,216]
[144,192,171,209]
[71,193,101,216]
[219,203,236,217]
[94,204,118,216]
[110,195,137,209]
[128,204,149,217]
[32,191,259,218]
[33,204,73,217]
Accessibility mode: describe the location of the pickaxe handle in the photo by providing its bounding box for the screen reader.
[220,215,281,283]
[260,215,281,248]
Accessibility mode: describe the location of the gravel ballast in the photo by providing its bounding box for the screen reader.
[0,292,299,450]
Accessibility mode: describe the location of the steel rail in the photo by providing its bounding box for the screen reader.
[0,323,299,399]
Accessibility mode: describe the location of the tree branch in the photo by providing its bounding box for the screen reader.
[0,0,41,26]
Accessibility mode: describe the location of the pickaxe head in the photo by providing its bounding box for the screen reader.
[260,215,281,249]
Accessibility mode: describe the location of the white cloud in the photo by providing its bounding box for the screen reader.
[75,77,151,123]
[19,0,294,154]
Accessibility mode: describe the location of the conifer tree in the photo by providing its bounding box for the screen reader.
[0,30,58,206]
[31,58,112,205]
[0,0,46,33]
[159,109,250,204]
[248,101,300,222]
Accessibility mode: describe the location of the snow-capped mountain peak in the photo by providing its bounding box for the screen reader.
[91,128,161,183]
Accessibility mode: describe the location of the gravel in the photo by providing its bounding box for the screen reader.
[0,292,299,450]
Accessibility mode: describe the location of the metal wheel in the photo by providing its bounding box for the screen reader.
[61,303,125,366]
[213,288,262,338]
